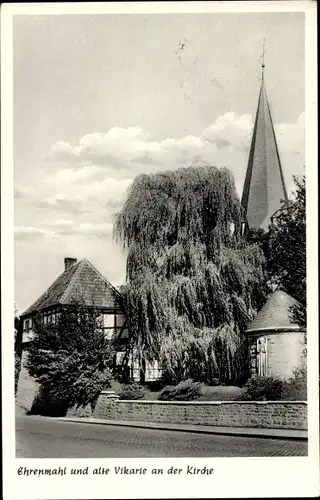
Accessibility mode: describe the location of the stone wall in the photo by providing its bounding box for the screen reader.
[90,394,307,430]
[15,349,39,413]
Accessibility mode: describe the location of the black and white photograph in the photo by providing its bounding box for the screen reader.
[1,1,319,499]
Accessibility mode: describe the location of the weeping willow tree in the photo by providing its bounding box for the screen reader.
[114,166,267,384]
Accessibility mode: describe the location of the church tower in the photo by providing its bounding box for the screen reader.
[241,52,288,232]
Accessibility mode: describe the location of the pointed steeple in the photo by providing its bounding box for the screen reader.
[241,61,288,231]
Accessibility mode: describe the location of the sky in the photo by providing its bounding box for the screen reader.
[14,12,305,313]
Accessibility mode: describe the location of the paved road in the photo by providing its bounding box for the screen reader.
[16,415,307,458]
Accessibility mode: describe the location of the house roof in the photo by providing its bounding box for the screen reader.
[241,74,288,231]
[21,259,122,316]
[245,289,300,334]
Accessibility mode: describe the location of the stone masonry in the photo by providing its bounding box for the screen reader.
[87,394,307,430]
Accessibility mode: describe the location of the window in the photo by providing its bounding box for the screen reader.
[103,314,115,329]
[24,319,30,333]
[119,327,129,339]
[115,315,125,328]
[257,337,267,376]
[145,360,162,381]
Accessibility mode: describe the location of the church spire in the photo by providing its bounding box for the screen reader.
[241,46,288,232]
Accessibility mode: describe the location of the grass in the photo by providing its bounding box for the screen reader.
[199,385,246,401]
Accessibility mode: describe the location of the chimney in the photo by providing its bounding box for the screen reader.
[64,257,77,271]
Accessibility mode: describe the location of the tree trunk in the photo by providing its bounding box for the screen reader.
[140,358,146,384]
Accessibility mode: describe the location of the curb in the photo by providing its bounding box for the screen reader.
[59,417,308,441]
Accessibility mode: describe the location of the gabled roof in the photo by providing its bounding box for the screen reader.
[22,259,122,316]
[246,289,300,334]
[241,75,288,231]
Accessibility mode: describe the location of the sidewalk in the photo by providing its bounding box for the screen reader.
[60,416,307,440]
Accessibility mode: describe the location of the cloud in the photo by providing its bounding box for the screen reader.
[15,226,55,240]
[49,126,216,172]
[48,220,113,237]
[78,222,113,237]
[275,112,305,152]
[50,141,76,160]
[15,220,114,242]
[14,186,36,199]
[15,174,132,215]
[203,112,252,150]
[52,165,103,183]
[47,111,304,191]
[35,195,89,214]
[48,127,153,166]
[16,111,304,246]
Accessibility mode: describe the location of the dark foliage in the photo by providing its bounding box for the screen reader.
[242,375,284,401]
[158,379,202,401]
[143,379,168,392]
[282,366,307,401]
[28,386,70,417]
[267,175,306,327]
[26,302,114,413]
[118,383,145,400]
[14,317,23,395]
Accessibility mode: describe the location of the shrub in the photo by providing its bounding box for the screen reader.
[242,375,284,401]
[158,379,202,401]
[28,386,70,417]
[144,379,167,392]
[118,383,145,400]
[27,303,114,412]
[282,366,307,401]
[209,378,224,387]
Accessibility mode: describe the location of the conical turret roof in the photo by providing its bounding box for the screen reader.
[245,290,301,334]
[241,75,288,231]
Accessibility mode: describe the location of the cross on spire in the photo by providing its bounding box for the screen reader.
[261,38,266,79]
